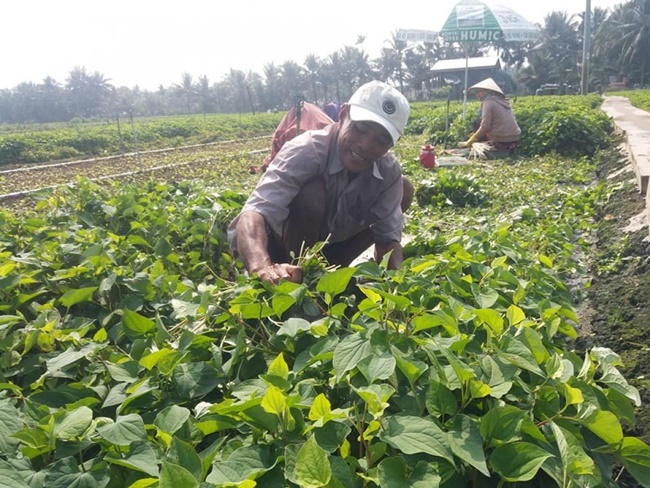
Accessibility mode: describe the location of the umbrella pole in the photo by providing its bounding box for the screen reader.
[463,44,469,116]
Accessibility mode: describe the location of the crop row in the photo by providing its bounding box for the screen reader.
[0,138,271,199]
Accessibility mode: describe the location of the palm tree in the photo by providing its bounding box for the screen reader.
[381,33,409,92]
[176,72,196,114]
[304,54,322,103]
[65,66,113,118]
[197,75,213,115]
[279,61,306,108]
[262,62,282,111]
[325,52,343,104]
[225,69,249,115]
[520,12,581,91]
[596,0,650,85]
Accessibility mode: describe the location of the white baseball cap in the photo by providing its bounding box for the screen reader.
[348,81,410,145]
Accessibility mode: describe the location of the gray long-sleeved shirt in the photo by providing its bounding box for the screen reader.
[227,123,404,254]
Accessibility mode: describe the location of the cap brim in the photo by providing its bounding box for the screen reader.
[349,105,399,145]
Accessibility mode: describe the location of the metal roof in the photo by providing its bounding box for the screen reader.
[431,56,501,73]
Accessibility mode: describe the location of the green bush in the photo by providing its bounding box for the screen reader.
[416,169,487,208]
[409,95,614,158]
[514,96,613,157]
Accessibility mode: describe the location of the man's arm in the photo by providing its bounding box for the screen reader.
[235,210,302,284]
[374,240,403,270]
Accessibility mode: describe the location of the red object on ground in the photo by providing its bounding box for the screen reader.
[419,144,437,169]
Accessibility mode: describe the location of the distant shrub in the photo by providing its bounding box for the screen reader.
[409,95,613,158]
[416,169,487,208]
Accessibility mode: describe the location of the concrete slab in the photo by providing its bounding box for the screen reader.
[601,95,650,237]
[602,96,650,195]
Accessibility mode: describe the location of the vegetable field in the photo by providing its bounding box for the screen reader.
[1,96,649,487]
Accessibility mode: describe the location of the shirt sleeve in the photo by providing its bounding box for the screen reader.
[240,131,328,237]
[479,100,495,135]
[368,159,404,243]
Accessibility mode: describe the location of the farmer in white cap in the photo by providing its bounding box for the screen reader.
[228,80,413,284]
[459,77,521,157]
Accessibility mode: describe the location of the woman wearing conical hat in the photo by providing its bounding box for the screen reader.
[459,78,521,158]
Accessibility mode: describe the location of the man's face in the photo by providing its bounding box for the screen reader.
[338,105,394,173]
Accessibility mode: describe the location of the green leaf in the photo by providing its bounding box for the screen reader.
[167,437,203,482]
[272,294,296,317]
[506,305,526,326]
[0,459,30,488]
[316,267,356,299]
[261,385,286,416]
[620,437,650,487]
[499,338,544,376]
[394,354,428,386]
[425,381,458,417]
[46,343,97,377]
[127,479,157,488]
[476,288,499,309]
[206,445,276,484]
[377,457,409,488]
[474,308,504,334]
[11,426,49,451]
[159,461,198,488]
[357,353,396,384]
[122,310,156,334]
[0,400,22,455]
[105,361,140,383]
[598,362,642,406]
[353,384,395,417]
[277,318,313,337]
[54,406,93,440]
[43,457,111,488]
[139,348,177,371]
[479,406,525,448]
[313,422,351,453]
[60,287,97,307]
[539,254,553,268]
[171,362,220,399]
[490,442,553,482]
[105,441,159,477]
[578,409,623,444]
[308,394,332,422]
[379,415,454,464]
[294,436,332,488]
[96,414,147,446]
[267,353,289,379]
[154,405,190,434]
[333,333,372,380]
[449,414,489,477]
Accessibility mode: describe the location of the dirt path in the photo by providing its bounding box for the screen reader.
[581,146,650,487]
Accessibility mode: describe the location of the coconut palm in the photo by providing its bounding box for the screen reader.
[65,66,113,118]
[596,0,650,85]
[176,72,196,114]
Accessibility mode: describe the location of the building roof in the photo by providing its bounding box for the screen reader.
[431,56,501,73]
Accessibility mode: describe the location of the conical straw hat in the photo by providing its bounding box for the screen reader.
[468,78,505,96]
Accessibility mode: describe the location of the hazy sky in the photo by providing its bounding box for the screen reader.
[3,0,625,91]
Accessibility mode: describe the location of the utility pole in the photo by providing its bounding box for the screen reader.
[581,0,592,95]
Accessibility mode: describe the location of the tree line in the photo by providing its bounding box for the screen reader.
[1,0,648,125]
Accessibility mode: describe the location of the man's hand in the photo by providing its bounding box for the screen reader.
[254,263,303,285]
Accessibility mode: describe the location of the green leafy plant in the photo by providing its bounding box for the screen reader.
[0,133,649,486]
[416,169,487,208]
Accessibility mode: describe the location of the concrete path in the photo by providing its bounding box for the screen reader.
[601,95,650,235]
[601,96,650,195]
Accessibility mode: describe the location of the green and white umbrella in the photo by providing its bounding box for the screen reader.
[439,0,540,112]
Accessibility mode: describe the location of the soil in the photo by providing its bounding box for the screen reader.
[578,145,650,486]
